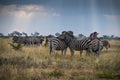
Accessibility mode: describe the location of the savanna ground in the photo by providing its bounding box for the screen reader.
[0,38,120,80]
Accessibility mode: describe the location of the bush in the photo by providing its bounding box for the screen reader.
[95,53,120,79]
[96,70,120,79]
[0,38,11,54]
[49,69,64,79]
[9,43,23,51]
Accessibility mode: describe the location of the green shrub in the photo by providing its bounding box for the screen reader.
[96,70,120,79]
[95,53,120,79]
[0,39,9,54]
[9,43,23,51]
[49,69,64,79]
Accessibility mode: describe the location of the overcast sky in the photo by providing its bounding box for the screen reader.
[0,0,120,37]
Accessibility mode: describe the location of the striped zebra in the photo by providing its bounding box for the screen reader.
[89,32,103,55]
[89,32,99,40]
[48,37,68,56]
[101,40,110,51]
[87,39,102,56]
[59,31,101,56]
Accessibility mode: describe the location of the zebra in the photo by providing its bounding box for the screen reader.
[48,37,68,56]
[44,37,49,47]
[12,36,26,44]
[59,31,101,56]
[87,38,102,56]
[89,32,99,40]
[12,36,43,46]
[100,40,110,51]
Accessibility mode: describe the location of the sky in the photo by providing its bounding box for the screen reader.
[0,0,120,37]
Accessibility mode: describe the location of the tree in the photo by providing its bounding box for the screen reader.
[111,35,114,39]
[55,32,60,37]
[47,34,55,38]
[8,33,14,37]
[78,33,86,38]
[11,31,22,36]
[22,32,28,36]
[34,32,40,36]
[31,32,40,36]
[103,35,109,39]
[0,33,4,37]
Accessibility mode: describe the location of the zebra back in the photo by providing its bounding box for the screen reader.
[59,31,102,56]
[59,31,93,56]
[69,38,92,51]
[101,40,110,50]
[48,37,68,55]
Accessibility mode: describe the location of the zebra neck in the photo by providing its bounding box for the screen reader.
[65,38,75,46]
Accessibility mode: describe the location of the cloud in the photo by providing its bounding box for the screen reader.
[53,12,60,16]
[104,14,120,21]
[0,4,61,35]
[103,14,120,36]
[0,4,46,18]
[19,5,44,11]
[0,4,61,18]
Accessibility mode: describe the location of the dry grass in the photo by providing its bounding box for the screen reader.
[0,38,120,80]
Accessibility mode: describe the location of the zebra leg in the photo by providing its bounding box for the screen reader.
[95,51,100,57]
[86,50,90,56]
[87,48,92,56]
[96,46,101,57]
[61,50,63,55]
[49,48,52,55]
[50,48,55,56]
[80,50,83,56]
[63,48,67,56]
[106,46,108,51]
[70,49,74,57]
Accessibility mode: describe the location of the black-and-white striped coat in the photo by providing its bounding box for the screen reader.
[87,39,102,56]
[48,37,68,55]
[59,31,101,56]
[101,40,110,51]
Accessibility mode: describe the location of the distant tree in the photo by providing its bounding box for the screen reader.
[8,33,14,37]
[22,32,28,36]
[0,33,4,37]
[55,32,60,37]
[11,31,22,36]
[78,34,83,38]
[103,35,109,39]
[78,33,86,38]
[47,34,55,38]
[31,33,34,36]
[34,32,40,36]
[111,35,114,39]
[31,32,40,36]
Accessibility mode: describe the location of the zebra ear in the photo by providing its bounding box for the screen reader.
[94,32,99,35]
[62,31,66,35]
[58,35,65,40]
[68,31,73,35]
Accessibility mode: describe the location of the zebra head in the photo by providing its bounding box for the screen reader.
[12,36,19,43]
[90,32,99,40]
[58,31,75,45]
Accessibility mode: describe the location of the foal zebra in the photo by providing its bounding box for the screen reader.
[48,37,68,56]
[59,31,101,56]
[101,40,110,51]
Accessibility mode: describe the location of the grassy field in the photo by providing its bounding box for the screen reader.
[0,38,120,80]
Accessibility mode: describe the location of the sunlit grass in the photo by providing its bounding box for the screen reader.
[0,38,120,80]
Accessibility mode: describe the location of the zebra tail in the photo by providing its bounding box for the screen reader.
[49,40,52,54]
[108,42,110,48]
[96,40,101,56]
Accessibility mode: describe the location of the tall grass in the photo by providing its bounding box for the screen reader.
[95,40,120,79]
[0,38,120,80]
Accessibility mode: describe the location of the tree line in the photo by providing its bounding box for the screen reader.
[0,31,120,40]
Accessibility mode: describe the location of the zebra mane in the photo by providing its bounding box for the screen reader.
[66,32,75,38]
